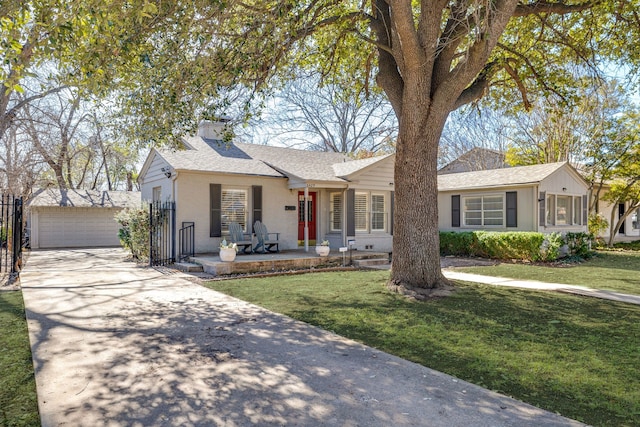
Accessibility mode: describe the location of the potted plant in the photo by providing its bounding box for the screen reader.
[315,240,331,257]
[219,239,238,262]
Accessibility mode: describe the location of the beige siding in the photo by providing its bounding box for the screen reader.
[438,186,536,232]
[174,172,294,254]
[348,157,395,192]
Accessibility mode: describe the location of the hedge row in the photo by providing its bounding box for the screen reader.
[440,231,593,262]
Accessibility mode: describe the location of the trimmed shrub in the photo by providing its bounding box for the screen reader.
[439,230,589,262]
[474,231,545,261]
[439,231,476,256]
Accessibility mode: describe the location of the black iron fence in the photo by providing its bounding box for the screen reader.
[178,221,195,262]
[149,200,175,266]
[0,194,24,274]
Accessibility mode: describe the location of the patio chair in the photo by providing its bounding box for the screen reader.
[228,222,253,254]
[253,220,279,253]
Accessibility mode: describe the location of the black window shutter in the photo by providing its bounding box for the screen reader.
[346,189,355,236]
[582,194,588,225]
[390,191,394,236]
[210,184,222,237]
[506,191,517,227]
[252,185,262,224]
[539,191,546,227]
[451,195,460,227]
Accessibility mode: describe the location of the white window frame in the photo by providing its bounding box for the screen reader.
[556,195,571,225]
[152,186,162,202]
[354,192,369,232]
[463,194,504,227]
[221,187,248,233]
[573,196,582,226]
[371,193,386,232]
[546,194,582,227]
[330,192,343,232]
[353,191,388,233]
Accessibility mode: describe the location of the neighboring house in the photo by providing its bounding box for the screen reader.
[591,182,640,242]
[137,121,396,255]
[438,147,508,175]
[28,188,141,249]
[437,162,589,234]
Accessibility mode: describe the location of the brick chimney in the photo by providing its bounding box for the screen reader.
[197,118,231,140]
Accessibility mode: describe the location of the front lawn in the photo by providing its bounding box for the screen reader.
[205,270,640,427]
[0,291,39,427]
[457,250,640,295]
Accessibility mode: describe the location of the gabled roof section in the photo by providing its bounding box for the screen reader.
[28,188,141,208]
[333,154,394,179]
[438,162,569,191]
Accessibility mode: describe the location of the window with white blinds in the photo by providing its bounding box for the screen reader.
[371,194,385,231]
[330,193,342,231]
[221,189,247,232]
[354,193,368,231]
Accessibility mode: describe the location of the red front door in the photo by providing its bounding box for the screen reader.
[298,191,317,245]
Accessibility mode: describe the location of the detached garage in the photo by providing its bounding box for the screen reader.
[28,189,141,249]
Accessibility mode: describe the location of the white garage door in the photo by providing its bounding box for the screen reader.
[38,207,122,248]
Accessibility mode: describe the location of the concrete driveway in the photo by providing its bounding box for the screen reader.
[20,248,584,427]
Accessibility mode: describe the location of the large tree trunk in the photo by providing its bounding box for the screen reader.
[387,83,452,298]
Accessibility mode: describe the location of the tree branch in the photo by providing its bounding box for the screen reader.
[514,0,600,16]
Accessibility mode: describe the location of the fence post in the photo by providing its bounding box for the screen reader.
[12,197,23,273]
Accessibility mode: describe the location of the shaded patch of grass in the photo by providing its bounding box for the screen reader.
[205,270,640,427]
[458,251,640,295]
[0,291,39,426]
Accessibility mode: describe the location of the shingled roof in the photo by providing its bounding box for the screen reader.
[438,162,568,191]
[155,135,390,183]
[29,189,141,208]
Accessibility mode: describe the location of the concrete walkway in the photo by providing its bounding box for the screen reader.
[20,248,584,427]
[443,270,640,306]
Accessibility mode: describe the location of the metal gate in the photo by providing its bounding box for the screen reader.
[178,221,195,262]
[149,201,175,266]
[0,194,23,274]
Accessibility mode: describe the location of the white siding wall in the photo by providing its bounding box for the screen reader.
[315,189,394,252]
[538,168,588,233]
[140,153,173,202]
[342,158,395,252]
[349,158,395,192]
[174,172,295,253]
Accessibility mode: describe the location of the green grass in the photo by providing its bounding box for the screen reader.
[205,270,640,427]
[0,291,39,427]
[457,251,640,295]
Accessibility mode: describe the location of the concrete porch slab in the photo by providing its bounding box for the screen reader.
[190,249,389,275]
